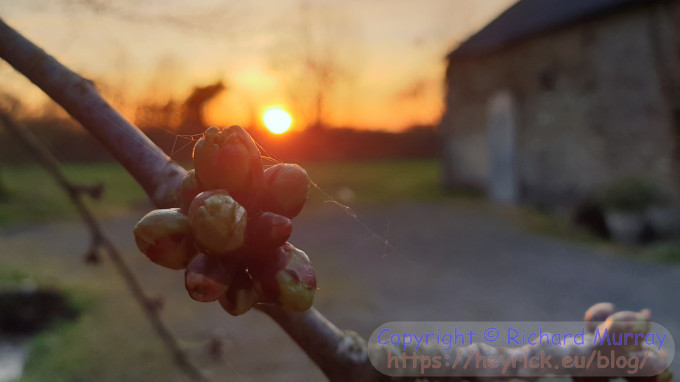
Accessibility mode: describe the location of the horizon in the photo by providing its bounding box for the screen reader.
[0,0,516,132]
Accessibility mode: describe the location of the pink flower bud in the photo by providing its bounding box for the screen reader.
[192,126,263,201]
[184,254,234,302]
[261,163,309,218]
[595,310,651,350]
[244,211,293,255]
[188,190,247,256]
[218,270,260,316]
[250,243,316,312]
[133,208,196,270]
[179,169,203,214]
[584,302,614,333]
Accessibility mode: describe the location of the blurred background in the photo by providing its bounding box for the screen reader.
[0,0,679,381]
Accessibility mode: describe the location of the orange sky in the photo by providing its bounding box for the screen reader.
[0,0,516,131]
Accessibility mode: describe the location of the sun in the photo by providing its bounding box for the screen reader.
[263,106,292,134]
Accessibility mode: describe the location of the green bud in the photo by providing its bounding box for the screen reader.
[262,163,309,218]
[133,208,195,270]
[251,243,316,312]
[188,190,247,255]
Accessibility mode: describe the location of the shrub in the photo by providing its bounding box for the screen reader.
[600,178,662,212]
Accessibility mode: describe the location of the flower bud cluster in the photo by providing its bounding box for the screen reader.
[134,125,315,315]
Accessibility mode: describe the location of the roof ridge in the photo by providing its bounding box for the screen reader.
[449,0,657,59]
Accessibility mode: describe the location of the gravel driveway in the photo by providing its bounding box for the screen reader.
[1,200,678,381]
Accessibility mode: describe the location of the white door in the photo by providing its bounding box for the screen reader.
[486,90,518,203]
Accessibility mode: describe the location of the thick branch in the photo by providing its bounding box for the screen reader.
[0,17,183,208]
[256,304,384,382]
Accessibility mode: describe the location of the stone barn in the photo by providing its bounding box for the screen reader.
[439,0,680,210]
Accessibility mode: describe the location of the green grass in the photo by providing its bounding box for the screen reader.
[0,162,149,227]
[302,159,449,207]
[642,241,680,264]
[514,207,603,245]
[20,292,175,382]
[0,261,179,382]
[0,159,445,227]
[0,268,32,287]
[510,206,680,264]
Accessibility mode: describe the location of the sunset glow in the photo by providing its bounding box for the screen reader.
[0,0,517,131]
[263,107,292,134]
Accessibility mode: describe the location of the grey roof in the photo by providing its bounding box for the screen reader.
[449,0,654,58]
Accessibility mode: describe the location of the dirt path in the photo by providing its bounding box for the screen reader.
[1,200,678,381]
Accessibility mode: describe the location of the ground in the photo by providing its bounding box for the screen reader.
[0,161,678,381]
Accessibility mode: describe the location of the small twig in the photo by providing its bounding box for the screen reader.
[0,113,209,382]
[72,182,105,200]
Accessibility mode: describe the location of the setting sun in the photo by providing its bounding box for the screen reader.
[263,107,292,134]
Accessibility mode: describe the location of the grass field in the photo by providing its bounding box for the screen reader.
[0,162,146,227]
[0,159,445,227]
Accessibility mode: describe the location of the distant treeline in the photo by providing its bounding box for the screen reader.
[0,117,440,164]
[0,116,113,163]
[250,127,439,162]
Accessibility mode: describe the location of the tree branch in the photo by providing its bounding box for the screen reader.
[256,304,384,381]
[0,17,183,208]
[0,113,209,382]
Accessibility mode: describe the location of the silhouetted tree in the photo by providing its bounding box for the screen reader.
[268,2,362,130]
[177,81,225,136]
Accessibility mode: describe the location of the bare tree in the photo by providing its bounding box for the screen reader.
[177,81,226,136]
[268,2,362,130]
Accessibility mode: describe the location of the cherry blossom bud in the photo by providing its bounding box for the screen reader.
[184,253,234,302]
[192,126,263,201]
[244,211,293,255]
[188,190,247,255]
[218,270,260,316]
[261,163,309,218]
[595,310,651,351]
[134,208,196,270]
[251,243,316,312]
[584,302,614,333]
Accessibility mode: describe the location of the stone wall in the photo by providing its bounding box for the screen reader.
[440,0,680,209]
